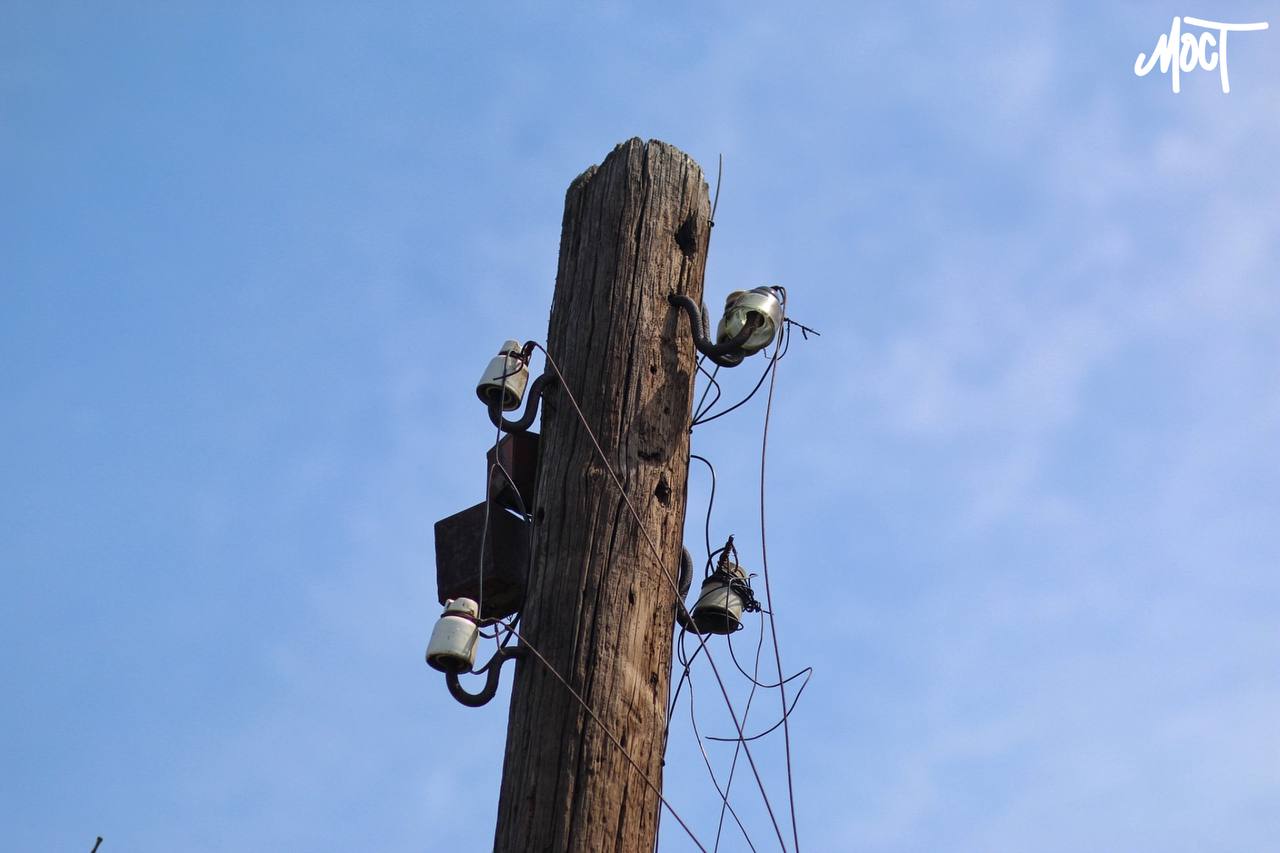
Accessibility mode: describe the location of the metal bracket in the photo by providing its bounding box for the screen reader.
[667,294,761,367]
[445,644,526,707]
[487,373,552,433]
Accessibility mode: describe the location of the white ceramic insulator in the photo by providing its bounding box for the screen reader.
[476,339,529,411]
[691,571,747,635]
[426,598,480,673]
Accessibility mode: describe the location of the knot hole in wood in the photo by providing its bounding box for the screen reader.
[674,214,699,258]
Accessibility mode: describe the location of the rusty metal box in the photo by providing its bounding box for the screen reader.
[434,500,529,620]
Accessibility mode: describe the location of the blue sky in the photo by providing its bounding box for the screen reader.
[3,3,1278,851]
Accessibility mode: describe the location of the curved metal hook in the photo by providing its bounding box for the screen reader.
[487,373,551,433]
[667,294,760,367]
[445,645,526,708]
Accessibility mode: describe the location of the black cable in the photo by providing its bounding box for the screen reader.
[690,288,823,430]
[692,320,791,428]
[683,648,763,853]
[655,624,698,853]
[689,454,717,573]
[665,624,768,853]
[703,545,729,580]
[726,621,811,691]
[706,671,813,744]
[714,600,769,852]
[693,358,724,425]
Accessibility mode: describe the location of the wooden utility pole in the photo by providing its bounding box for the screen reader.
[493,139,710,851]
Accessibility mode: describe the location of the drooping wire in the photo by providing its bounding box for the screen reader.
[620,296,812,848]
[754,296,803,853]
[692,341,814,849]
[680,627,762,853]
[531,342,789,849]
[689,454,717,571]
[665,629,701,733]
[692,291,813,850]
[714,606,768,852]
[661,643,760,853]
[665,545,776,853]
[707,677,813,744]
[710,621,814,744]
[724,617,812,693]
[658,621,703,823]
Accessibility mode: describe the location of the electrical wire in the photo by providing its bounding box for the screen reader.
[689,454,717,572]
[754,301,803,853]
[691,290,816,851]
[725,624,812,693]
[681,629,761,853]
[668,561,780,853]
[709,617,814,745]
[714,607,768,852]
[691,318,791,429]
[707,677,813,744]
[692,358,724,425]
[659,629,759,853]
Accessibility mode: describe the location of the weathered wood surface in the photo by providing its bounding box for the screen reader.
[493,139,710,852]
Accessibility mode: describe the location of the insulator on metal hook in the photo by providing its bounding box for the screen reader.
[425,598,480,673]
[668,287,783,367]
[716,287,783,356]
[476,340,529,411]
